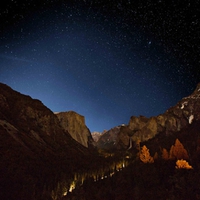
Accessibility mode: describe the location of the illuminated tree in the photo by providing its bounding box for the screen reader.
[169,139,189,160]
[175,159,193,169]
[169,145,175,160]
[162,148,169,160]
[153,152,158,160]
[140,145,154,163]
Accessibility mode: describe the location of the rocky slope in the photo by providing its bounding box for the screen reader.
[55,111,94,148]
[91,131,102,142]
[97,83,200,150]
[96,125,127,150]
[0,83,92,199]
[0,83,90,155]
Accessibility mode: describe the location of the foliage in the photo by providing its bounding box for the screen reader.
[175,159,193,169]
[153,152,158,160]
[169,139,189,160]
[162,148,169,160]
[139,145,154,163]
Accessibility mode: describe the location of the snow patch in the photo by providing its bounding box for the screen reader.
[181,105,184,109]
[54,112,60,114]
[189,115,194,124]
[184,95,200,99]
[181,102,188,109]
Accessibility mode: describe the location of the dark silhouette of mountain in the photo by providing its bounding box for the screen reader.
[0,83,96,199]
[97,83,200,150]
[96,125,126,150]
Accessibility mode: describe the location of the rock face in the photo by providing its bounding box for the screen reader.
[0,83,91,200]
[98,83,200,150]
[91,131,102,142]
[55,111,94,147]
[96,125,125,150]
[128,83,200,143]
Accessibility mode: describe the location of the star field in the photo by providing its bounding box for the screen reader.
[0,0,199,132]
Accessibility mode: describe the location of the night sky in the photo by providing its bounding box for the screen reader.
[0,0,199,132]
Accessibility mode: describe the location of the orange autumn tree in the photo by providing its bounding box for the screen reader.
[175,159,193,169]
[162,148,169,160]
[153,152,158,160]
[169,139,189,160]
[140,145,154,163]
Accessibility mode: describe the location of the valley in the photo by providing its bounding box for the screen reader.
[0,82,200,199]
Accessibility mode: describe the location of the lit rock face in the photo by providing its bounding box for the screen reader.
[0,83,90,154]
[91,131,102,142]
[0,83,67,143]
[127,83,200,143]
[0,83,92,199]
[55,111,94,147]
[98,83,200,150]
[96,125,124,149]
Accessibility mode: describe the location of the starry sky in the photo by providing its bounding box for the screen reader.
[0,0,199,132]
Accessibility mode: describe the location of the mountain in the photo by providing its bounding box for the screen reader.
[97,83,200,150]
[63,84,200,200]
[54,111,94,148]
[96,125,126,150]
[1,82,200,199]
[91,131,102,142]
[0,83,93,199]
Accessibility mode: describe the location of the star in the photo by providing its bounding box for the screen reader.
[0,1,199,132]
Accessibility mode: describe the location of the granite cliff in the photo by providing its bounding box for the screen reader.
[54,111,94,148]
[0,83,92,199]
[97,83,200,150]
[91,131,102,142]
[96,126,121,149]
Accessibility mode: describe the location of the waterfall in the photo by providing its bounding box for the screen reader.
[127,137,132,150]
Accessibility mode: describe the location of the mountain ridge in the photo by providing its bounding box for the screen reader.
[0,82,94,199]
[54,111,94,148]
[97,83,200,150]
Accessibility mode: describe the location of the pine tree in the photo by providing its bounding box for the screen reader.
[153,152,158,160]
[140,145,154,163]
[169,139,189,160]
[169,145,175,160]
[162,148,169,160]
